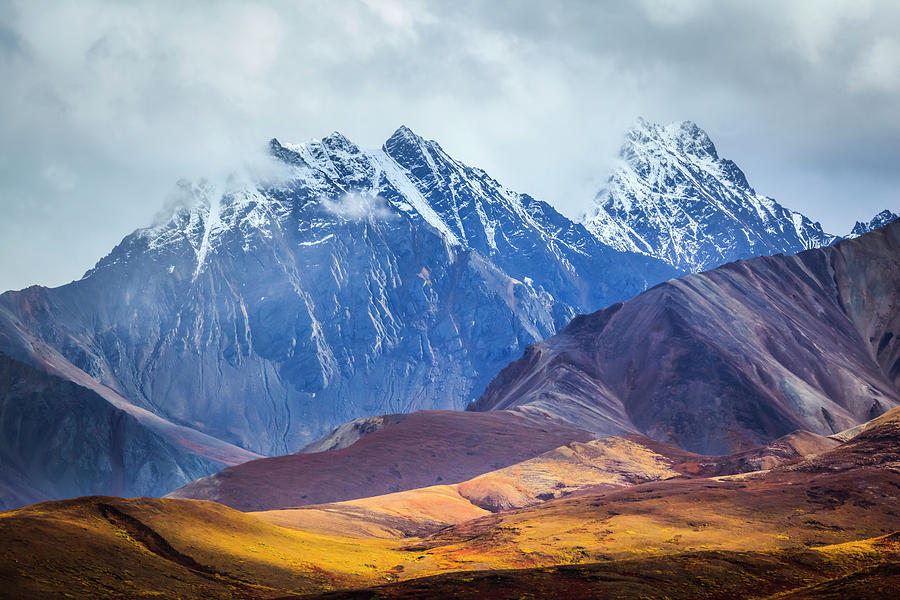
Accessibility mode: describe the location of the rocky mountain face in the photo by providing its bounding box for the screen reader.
[0,352,250,511]
[0,126,675,505]
[583,119,838,273]
[849,209,899,238]
[471,220,900,454]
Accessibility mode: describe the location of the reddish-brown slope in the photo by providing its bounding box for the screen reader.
[789,406,900,474]
[400,410,900,573]
[250,430,838,541]
[168,410,595,511]
[472,221,900,454]
[2,414,896,600]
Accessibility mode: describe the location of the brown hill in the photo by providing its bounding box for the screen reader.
[167,410,595,511]
[472,220,900,454]
[249,429,838,541]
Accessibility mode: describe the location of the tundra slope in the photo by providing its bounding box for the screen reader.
[473,220,900,454]
[5,410,900,600]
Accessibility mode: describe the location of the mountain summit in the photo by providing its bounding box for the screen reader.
[582,119,838,272]
[849,209,899,238]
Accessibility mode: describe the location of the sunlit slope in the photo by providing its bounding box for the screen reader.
[0,496,410,599]
[402,418,900,574]
[168,410,595,511]
[310,535,900,600]
[253,431,839,540]
[255,485,491,538]
[3,418,899,599]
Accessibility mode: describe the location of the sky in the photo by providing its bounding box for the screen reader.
[1,0,898,292]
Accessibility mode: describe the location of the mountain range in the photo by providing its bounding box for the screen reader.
[0,124,676,507]
[850,208,899,237]
[2,117,900,598]
[472,219,900,453]
[168,219,900,510]
[0,119,893,510]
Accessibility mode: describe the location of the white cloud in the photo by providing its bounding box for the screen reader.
[321,192,395,221]
[851,37,900,93]
[638,0,709,26]
[41,164,77,191]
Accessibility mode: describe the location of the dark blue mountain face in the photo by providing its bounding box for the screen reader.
[583,119,839,273]
[0,126,676,504]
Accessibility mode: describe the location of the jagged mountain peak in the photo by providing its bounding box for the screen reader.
[320,130,357,150]
[11,123,674,473]
[270,130,364,162]
[849,209,899,238]
[386,124,421,143]
[628,118,719,161]
[583,119,836,272]
[382,124,447,167]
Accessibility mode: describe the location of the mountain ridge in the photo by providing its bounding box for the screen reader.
[582,118,838,272]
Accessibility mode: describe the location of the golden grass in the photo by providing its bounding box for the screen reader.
[253,484,489,538]
[5,433,900,599]
[0,496,414,599]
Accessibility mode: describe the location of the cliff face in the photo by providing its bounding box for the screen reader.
[0,352,231,510]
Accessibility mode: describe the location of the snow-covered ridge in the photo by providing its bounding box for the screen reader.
[106,125,608,279]
[582,118,838,273]
[848,209,899,238]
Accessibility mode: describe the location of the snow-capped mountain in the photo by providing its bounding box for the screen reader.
[0,126,675,505]
[583,119,838,273]
[848,209,899,238]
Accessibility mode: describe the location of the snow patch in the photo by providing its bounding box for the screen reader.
[321,192,395,221]
[299,234,335,246]
[368,149,461,245]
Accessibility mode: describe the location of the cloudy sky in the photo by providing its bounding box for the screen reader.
[1,0,898,292]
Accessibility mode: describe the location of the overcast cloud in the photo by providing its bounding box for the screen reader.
[1,0,898,291]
